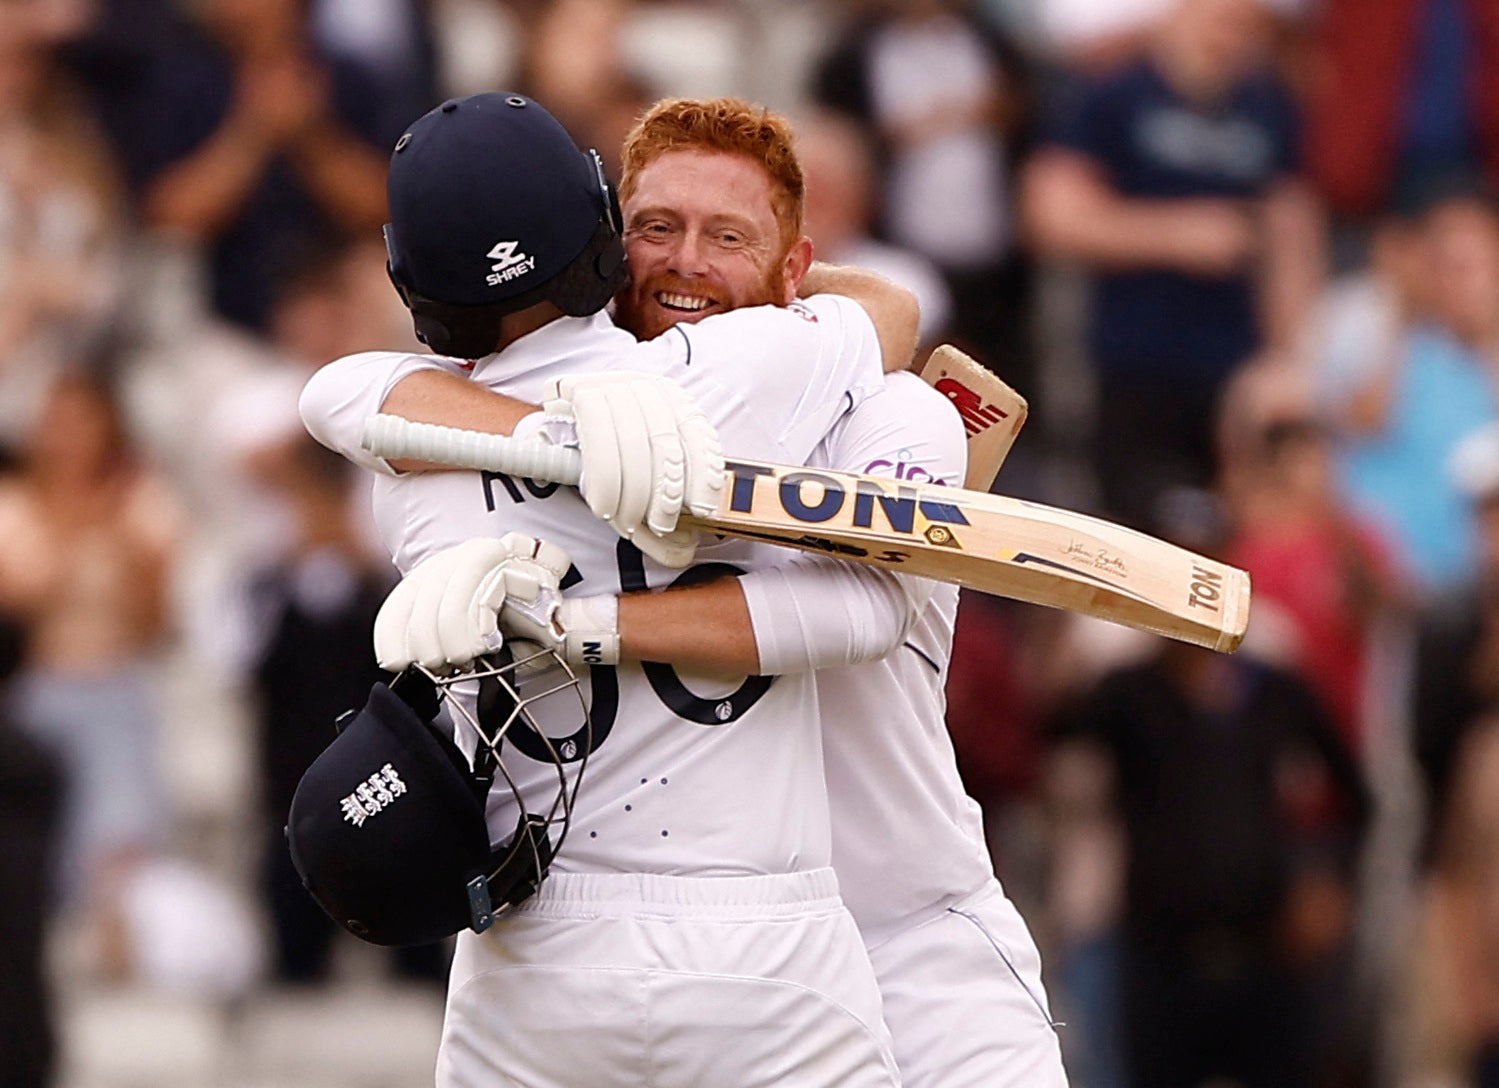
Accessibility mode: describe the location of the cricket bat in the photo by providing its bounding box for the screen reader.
[361,415,1251,653]
[920,345,1027,491]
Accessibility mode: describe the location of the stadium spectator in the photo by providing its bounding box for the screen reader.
[1327,179,1499,598]
[518,0,652,170]
[0,367,184,977]
[122,0,410,332]
[798,109,954,349]
[1042,706,1128,1088]
[202,237,405,558]
[1218,360,1404,750]
[0,12,126,448]
[1302,207,1428,410]
[199,238,428,983]
[306,0,436,130]
[943,590,1042,848]
[240,437,444,984]
[1022,0,1324,528]
[811,0,1036,384]
[1417,710,1499,1088]
[1049,619,1371,1088]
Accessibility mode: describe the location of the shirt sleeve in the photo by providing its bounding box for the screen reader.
[740,371,968,673]
[740,554,919,673]
[299,350,458,474]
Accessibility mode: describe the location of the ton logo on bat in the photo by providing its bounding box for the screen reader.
[726,462,969,535]
[1188,565,1223,612]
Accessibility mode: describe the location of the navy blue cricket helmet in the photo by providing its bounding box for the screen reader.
[383,92,627,359]
[286,648,590,947]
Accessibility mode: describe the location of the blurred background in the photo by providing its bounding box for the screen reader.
[0,0,1496,1085]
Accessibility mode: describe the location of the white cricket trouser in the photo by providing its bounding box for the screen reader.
[437,868,901,1088]
[867,880,1068,1088]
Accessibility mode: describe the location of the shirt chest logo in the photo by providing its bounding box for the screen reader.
[1137,107,1273,183]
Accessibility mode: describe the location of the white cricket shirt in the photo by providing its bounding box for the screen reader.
[746,371,996,936]
[301,298,886,877]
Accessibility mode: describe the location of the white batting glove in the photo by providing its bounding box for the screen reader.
[521,371,724,568]
[372,534,573,673]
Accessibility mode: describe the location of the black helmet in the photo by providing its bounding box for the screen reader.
[383,92,627,359]
[286,647,590,947]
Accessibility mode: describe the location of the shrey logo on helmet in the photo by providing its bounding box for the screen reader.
[487,240,536,286]
[380,92,628,359]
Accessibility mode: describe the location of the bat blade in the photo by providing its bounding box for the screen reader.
[920,344,1027,491]
[362,415,1251,653]
[702,460,1249,653]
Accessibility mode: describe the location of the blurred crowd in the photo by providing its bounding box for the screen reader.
[0,0,1497,1086]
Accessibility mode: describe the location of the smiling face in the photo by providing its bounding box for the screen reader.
[613,148,812,341]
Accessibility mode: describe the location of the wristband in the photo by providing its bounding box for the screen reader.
[557,594,620,667]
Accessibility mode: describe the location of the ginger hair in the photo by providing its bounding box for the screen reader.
[618,97,805,247]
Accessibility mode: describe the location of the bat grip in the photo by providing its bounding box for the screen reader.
[361,414,584,486]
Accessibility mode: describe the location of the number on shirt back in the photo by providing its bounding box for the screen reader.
[479,477,776,761]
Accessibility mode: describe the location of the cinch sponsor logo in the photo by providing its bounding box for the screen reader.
[933,377,1010,437]
[726,462,969,534]
[865,449,949,486]
[1188,565,1222,612]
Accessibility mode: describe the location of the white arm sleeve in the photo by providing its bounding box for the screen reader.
[299,350,458,474]
[741,554,922,673]
[741,371,968,674]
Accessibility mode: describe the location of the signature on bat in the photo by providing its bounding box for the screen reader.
[1064,540,1129,579]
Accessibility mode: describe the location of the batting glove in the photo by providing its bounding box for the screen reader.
[516,371,724,568]
[374,534,572,672]
[373,534,621,673]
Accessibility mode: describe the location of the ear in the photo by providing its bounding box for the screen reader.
[778,236,814,305]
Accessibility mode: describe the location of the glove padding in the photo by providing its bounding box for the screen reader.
[530,372,723,568]
[373,534,572,672]
[373,533,620,672]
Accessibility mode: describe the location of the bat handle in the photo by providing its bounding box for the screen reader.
[361,415,584,487]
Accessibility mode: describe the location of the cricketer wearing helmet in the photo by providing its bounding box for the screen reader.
[299,93,917,1088]
[361,97,1069,1087]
